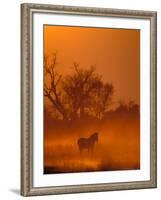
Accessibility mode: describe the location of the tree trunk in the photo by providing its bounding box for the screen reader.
[70,112,78,120]
[46,94,68,120]
[80,105,85,119]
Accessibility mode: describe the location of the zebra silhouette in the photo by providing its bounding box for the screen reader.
[77,132,99,154]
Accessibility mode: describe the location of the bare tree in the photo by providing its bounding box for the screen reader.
[44,53,68,120]
[90,83,114,119]
[44,54,114,120]
[62,63,101,119]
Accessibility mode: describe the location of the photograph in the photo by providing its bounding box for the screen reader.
[43,25,140,174]
[21,3,157,196]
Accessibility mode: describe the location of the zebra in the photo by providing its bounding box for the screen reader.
[77,132,99,154]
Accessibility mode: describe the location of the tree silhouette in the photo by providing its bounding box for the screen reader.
[44,53,68,120]
[90,83,114,119]
[44,54,114,120]
[63,63,102,119]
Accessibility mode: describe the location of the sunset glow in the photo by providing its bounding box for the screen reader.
[44,25,140,174]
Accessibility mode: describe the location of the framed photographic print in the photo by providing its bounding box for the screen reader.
[21,3,157,196]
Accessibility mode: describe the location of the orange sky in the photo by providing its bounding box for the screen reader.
[44,25,140,106]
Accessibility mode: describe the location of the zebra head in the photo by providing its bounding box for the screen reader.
[91,132,99,143]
